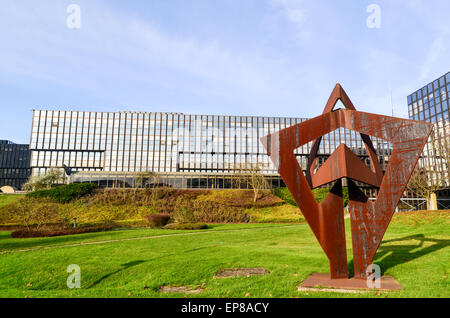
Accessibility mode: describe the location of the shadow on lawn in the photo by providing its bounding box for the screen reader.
[87,245,216,288]
[88,260,148,288]
[348,234,450,276]
[0,231,124,251]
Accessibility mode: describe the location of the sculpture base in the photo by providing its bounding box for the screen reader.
[298,273,403,293]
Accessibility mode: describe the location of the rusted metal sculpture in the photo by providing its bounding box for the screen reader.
[260,84,433,280]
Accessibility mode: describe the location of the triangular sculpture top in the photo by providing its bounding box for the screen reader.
[306,84,383,188]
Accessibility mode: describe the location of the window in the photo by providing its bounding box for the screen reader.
[430,106,436,117]
[434,80,439,89]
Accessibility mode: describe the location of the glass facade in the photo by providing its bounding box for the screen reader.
[30,110,392,192]
[0,140,31,190]
[407,72,450,189]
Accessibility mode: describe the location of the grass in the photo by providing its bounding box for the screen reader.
[0,211,448,298]
[0,194,24,208]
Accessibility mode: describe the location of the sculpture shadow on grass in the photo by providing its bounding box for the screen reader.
[2,231,119,251]
[347,234,450,276]
[88,260,148,289]
[87,245,215,288]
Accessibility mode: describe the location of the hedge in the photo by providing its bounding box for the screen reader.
[145,214,171,228]
[27,183,98,203]
[273,186,349,207]
[163,223,208,230]
[11,225,114,238]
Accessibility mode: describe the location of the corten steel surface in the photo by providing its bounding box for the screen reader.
[260,84,433,279]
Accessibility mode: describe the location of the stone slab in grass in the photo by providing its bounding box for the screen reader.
[159,285,204,294]
[299,273,403,292]
[214,267,270,278]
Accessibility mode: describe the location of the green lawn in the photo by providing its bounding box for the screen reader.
[0,212,448,298]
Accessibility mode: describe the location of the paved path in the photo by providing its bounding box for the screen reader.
[0,225,301,255]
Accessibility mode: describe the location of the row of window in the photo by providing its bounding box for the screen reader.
[0,178,29,189]
[31,111,395,176]
[0,168,31,178]
[408,72,450,104]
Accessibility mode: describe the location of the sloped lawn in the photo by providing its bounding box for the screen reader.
[0,212,448,298]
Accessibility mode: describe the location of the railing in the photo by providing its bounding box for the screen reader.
[437,199,450,209]
[369,197,427,212]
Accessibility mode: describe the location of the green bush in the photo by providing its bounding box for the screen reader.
[273,186,349,207]
[273,188,297,206]
[313,187,349,206]
[27,183,98,203]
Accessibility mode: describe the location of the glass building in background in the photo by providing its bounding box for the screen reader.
[0,140,31,190]
[29,110,392,193]
[407,71,450,194]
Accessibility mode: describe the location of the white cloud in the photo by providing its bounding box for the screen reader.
[420,37,447,81]
[0,0,330,118]
[280,0,307,25]
[270,0,312,46]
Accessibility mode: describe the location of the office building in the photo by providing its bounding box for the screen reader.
[407,71,450,193]
[29,109,392,194]
[0,140,31,190]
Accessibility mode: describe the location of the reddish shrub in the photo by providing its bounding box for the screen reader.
[163,223,208,230]
[145,214,171,228]
[11,225,114,238]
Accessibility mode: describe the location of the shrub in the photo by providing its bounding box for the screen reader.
[164,223,208,230]
[172,196,246,223]
[0,198,62,231]
[11,225,114,238]
[312,187,349,206]
[27,183,98,203]
[273,187,349,207]
[192,202,245,223]
[173,206,196,224]
[145,213,171,228]
[95,205,128,224]
[196,190,282,208]
[273,188,297,206]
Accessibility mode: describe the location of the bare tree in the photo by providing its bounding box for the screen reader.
[134,171,158,189]
[406,122,450,209]
[406,167,442,209]
[232,163,270,202]
[22,168,67,191]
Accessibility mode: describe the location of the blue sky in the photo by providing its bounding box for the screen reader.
[1,0,449,144]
